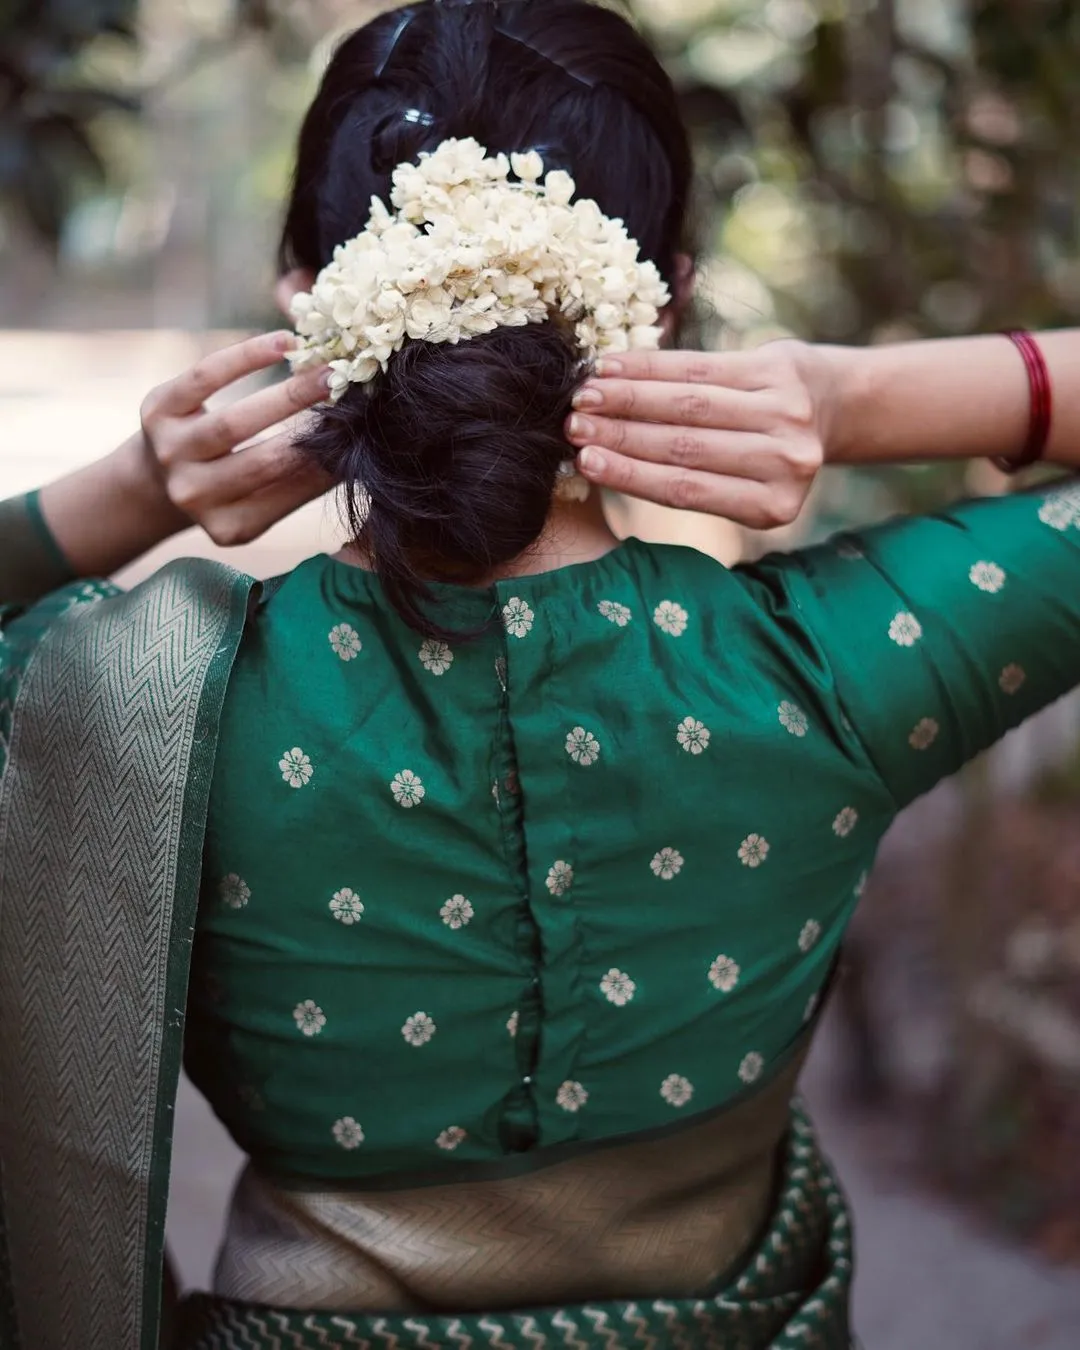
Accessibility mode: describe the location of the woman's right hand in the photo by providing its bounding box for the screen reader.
[137,330,334,548]
[565,340,844,531]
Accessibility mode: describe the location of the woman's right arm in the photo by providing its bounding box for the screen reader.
[566,330,1080,523]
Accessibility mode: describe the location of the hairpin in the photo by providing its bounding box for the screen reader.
[403,109,436,127]
[375,11,416,78]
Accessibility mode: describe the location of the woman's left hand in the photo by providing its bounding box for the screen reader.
[565,340,839,531]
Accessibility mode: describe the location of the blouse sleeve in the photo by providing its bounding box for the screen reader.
[0,491,74,609]
[749,480,1080,811]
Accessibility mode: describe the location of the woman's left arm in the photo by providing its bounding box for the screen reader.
[0,332,331,607]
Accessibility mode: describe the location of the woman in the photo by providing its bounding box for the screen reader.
[2,3,1080,1347]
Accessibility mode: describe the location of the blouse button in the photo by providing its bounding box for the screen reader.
[523,1075,533,1086]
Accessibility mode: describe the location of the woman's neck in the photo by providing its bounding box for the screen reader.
[334,493,623,584]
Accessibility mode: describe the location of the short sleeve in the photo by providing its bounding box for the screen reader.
[748,480,1080,810]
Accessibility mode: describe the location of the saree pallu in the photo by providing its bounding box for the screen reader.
[178,1106,853,1350]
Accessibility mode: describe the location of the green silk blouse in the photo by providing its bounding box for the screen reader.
[184,481,1080,1182]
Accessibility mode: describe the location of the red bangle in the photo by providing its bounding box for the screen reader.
[994,330,1053,474]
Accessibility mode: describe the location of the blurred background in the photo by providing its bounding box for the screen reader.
[4,0,1080,1344]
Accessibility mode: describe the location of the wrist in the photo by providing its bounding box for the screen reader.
[109,432,190,539]
[796,342,866,466]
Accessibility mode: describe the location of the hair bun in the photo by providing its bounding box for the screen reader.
[297,323,583,634]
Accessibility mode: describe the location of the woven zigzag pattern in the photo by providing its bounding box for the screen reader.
[0,566,236,1350]
[181,1109,853,1350]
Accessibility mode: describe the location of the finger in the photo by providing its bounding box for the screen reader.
[576,446,796,528]
[150,331,298,418]
[190,366,331,460]
[594,348,771,390]
[170,431,332,514]
[201,472,335,549]
[567,412,773,480]
[571,379,769,431]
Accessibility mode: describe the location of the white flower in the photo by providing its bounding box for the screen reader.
[653,600,689,637]
[598,600,632,627]
[330,887,364,925]
[329,623,361,661]
[506,1010,519,1038]
[279,747,314,789]
[832,807,858,838]
[888,612,923,647]
[546,861,574,896]
[799,919,822,953]
[391,769,425,808]
[502,597,534,638]
[999,663,1026,695]
[599,968,636,1006]
[419,639,454,675]
[293,1000,326,1037]
[565,726,600,766]
[676,717,711,755]
[219,873,250,910]
[436,1126,467,1151]
[739,1052,764,1084]
[440,895,474,929]
[909,718,939,751]
[511,150,544,182]
[778,702,809,738]
[402,1012,437,1046]
[738,834,770,868]
[650,847,684,880]
[332,1117,364,1150]
[556,1080,588,1113]
[660,1074,694,1108]
[708,954,740,993]
[969,561,1006,594]
[1038,484,1080,531]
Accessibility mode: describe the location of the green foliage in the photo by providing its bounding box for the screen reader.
[0,0,140,243]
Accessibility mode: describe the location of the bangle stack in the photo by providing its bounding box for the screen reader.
[994,329,1053,474]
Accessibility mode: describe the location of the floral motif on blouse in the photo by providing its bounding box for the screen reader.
[418,639,454,675]
[598,600,632,627]
[653,600,689,637]
[738,833,770,868]
[739,1051,765,1084]
[799,919,822,953]
[502,597,534,638]
[440,895,474,929]
[650,847,684,880]
[219,873,250,910]
[330,887,364,925]
[804,992,820,1024]
[832,807,858,838]
[279,747,314,789]
[708,954,740,993]
[391,769,425,808]
[293,1000,326,1037]
[1038,484,1080,531]
[599,968,636,1006]
[835,541,864,561]
[660,1073,694,1108]
[969,561,1006,594]
[676,716,711,755]
[778,702,809,738]
[888,612,923,648]
[506,1010,520,1038]
[999,663,1026,695]
[556,1080,589,1113]
[854,871,868,898]
[401,1012,437,1047]
[546,861,574,896]
[329,623,362,662]
[332,1117,364,1150]
[909,717,939,751]
[436,1127,467,1151]
[565,726,601,766]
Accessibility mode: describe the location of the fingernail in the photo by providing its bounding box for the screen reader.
[275,331,298,352]
[573,385,604,410]
[568,413,596,441]
[596,358,623,377]
[579,446,606,477]
[319,368,333,392]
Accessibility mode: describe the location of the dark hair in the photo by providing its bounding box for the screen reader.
[282,0,693,635]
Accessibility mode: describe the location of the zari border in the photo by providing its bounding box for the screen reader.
[0,560,255,1350]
